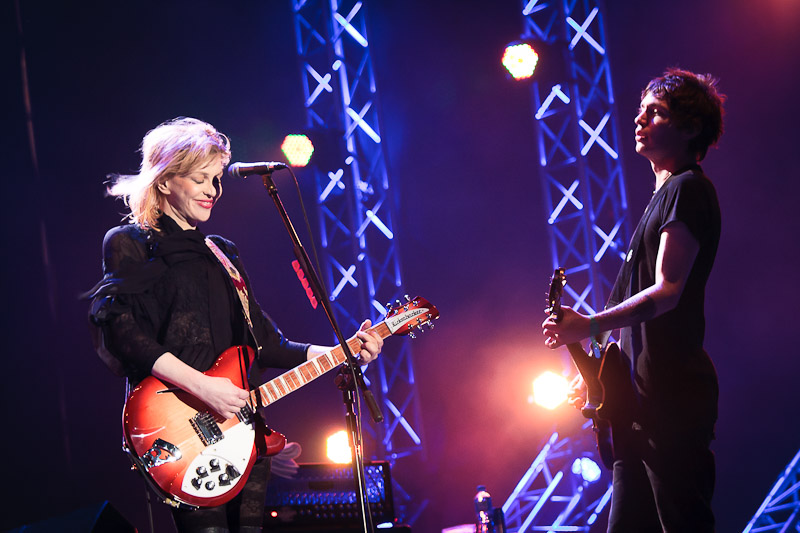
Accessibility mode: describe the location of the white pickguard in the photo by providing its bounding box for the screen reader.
[180,422,255,499]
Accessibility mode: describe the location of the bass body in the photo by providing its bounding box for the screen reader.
[564,340,633,469]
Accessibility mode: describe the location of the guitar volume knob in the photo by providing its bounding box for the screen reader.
[196,466,208,477]
[226,464,241,479]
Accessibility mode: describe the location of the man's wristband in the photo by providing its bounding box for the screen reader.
[589,316,600,338]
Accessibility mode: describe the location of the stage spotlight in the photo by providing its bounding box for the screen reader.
[281,134,314,167]
[502,42,539,80]
[572,456,602,483]
[532,370,568,410]
[326,430,352,464]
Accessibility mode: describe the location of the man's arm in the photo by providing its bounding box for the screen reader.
[542,221,700,347]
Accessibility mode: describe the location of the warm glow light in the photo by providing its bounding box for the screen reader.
[533,371,569,409]
[281,134,314,167]
[326,430,352,464]
[502,43,539,80]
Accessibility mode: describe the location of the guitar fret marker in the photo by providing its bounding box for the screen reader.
[266,384,278,402]
[319,356,333,371]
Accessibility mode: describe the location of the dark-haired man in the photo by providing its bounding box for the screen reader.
[542,68,725,532]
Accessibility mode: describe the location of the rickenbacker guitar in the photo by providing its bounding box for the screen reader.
[547,268,633,469]
[122,296,439,510]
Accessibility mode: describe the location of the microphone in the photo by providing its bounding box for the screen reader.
[227,161,288,178]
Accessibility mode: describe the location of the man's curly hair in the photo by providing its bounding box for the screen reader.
[643,68,726,161]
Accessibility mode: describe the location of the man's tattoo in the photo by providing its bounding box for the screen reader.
[632,296,657,323]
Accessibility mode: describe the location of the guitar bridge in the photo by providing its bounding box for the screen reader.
[190,412,224,446]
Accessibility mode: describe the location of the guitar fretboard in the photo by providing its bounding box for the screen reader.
[250,321,391,407]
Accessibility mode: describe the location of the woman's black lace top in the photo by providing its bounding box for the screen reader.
[88,215,308,384]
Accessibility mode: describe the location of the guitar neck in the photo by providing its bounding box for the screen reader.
[250,321,391,407]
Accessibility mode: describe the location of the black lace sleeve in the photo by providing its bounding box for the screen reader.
[89,225,169,380]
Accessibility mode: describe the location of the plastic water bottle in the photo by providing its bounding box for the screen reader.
[474,485,493,533]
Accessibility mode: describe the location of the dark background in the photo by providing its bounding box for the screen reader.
[2,0,799,531]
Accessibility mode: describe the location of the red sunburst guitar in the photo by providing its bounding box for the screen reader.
[547,268,633,469]
[122,296,439,509]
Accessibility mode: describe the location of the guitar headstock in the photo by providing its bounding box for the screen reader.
[546,267,566,321]
[384,295,439,338]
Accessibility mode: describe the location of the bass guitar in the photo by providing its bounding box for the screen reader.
[122,296,439,509]
[547,268,633,469]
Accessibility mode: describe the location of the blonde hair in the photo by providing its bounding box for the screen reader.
[108,117,231,230]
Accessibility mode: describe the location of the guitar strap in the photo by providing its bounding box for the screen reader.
[608,165,703,310]
[204,237,253,330]
[607,194,658,311]
[596,191,664,357]
[205,237,265,410]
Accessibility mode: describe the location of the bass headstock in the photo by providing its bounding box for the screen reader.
[384,295,439,338]
[546,267,566,321]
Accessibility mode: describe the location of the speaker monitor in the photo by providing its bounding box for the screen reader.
[8,501,135,533]
[264,461,395,530]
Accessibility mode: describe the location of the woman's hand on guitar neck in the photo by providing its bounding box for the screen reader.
[542,306,592,348]
[308,319,384,365]
[354,319,383,364]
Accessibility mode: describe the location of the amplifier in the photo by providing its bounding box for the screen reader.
[264,461,395,530]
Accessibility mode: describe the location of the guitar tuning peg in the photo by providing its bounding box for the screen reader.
[427,322,435,330]
[404,294,410,301]
[408,331,416,339]
[395,299,402,307]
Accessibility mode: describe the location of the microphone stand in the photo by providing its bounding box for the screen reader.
[257,169,382,533]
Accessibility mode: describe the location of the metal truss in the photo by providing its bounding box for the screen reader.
[501,426,612,532]
[503,0,630,529]
[525,0,629,314]
[743,449,800,533]
[291,0,426,523]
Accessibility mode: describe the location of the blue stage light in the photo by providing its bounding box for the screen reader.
[572,456,602,483]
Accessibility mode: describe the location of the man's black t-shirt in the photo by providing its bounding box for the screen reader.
[609,167,721,433]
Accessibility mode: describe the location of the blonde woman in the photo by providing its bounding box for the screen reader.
[89,117,382,533]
